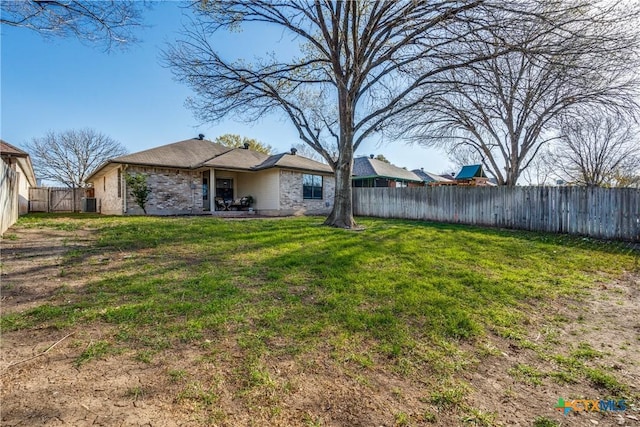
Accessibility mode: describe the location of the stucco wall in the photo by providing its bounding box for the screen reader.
[1,158,31,217]
[94,167,123,215]
[16,164,31,215]
[236,169,280,211]
[1,160,18,234]
[125,166,202,215]
[277,170,334,216]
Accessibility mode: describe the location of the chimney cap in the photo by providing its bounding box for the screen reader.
[290,147,297,155]
[243,142,250,149]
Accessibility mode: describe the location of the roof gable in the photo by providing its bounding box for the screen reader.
[456,164,486,180]
[1,140,28,157]
[0,140,37,186]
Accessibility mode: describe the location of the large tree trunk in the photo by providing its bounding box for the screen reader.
[324,144,356,228]
[324,83,358,228]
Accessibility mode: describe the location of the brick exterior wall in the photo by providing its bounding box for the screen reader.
[125,166,202,215]
[278,170,334,215]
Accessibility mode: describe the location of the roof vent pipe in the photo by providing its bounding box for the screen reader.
[198,134,204,140]
[243,142,250,149]
[290,148,297,155]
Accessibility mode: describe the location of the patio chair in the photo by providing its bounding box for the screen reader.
[215,197,227,211]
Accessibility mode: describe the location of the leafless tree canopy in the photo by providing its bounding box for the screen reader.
[214,134,273,155]
[1,1,147,50]
[26,128,127,187]
[164,0,546,227]
[291,143,327,164]
[446,145,483,174]
[549,113,640,187]
[406,0,640,186]
[519,149,556,186]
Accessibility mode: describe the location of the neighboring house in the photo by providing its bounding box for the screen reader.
[1,140,37,215]
[352,155,423,187]
[412,168,456,186]
[84,137,335,216]
[454,164,490,186]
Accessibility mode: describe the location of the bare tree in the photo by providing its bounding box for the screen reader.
[164,1,541,228]
[0,1,147,51]
[408,0,640,185]
[214,134,273,154]
[520,148,556,186]
[549,113,640,187]
[447,145,484,172]
[25,128,127,187]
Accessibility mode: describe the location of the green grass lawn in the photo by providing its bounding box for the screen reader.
[2,214,637,422]
[4,214,635,352]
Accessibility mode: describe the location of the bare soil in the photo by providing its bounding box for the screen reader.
[1,224,639,426]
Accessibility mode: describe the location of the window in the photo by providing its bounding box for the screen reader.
[303,174,323,199]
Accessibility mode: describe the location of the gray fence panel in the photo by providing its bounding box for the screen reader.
[353,186,640,242]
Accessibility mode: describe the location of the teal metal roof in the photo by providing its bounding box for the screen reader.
[456,164,486,180]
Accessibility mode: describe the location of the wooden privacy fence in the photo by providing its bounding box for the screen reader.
[353,186,640,242]
[29,187,86,212]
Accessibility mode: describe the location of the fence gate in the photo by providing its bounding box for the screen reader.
[28,187,86,212]
[28,188,49,212]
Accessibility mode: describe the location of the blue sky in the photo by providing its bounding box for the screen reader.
[1,2,452,176]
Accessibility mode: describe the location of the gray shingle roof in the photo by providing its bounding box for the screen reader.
[86,138,333,183]
[352,157,422,182]
[412,169,454,183]
[202,148,270,170]
[256,153,333,174]
[111,138,231,168]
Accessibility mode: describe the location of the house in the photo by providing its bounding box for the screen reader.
[439,172,457,181]
[84,137,335,216]
[352,155,423,187]
[1,140,37,215]
[412,168,456,186]
[454,164,490,186]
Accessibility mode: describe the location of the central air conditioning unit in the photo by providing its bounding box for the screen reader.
[81,197,97,213]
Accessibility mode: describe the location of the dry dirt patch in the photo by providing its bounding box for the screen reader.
[1,223,639,426]
[465,272,640,427]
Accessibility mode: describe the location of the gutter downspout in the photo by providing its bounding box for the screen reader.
[122,165,128,214]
